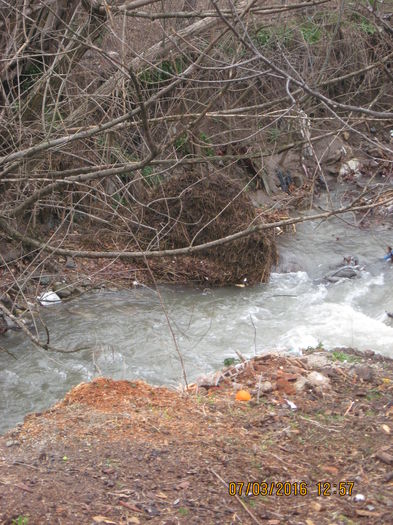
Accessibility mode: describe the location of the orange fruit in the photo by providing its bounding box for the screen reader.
[236,390,251,401]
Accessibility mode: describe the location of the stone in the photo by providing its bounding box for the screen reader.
[0,246,23,263]
[0,294,13,309]
[65,256,76,269]
[325,148,343,164]
[307,371,330,389]
[294,376,307,392]
[52,282,64,292]
[39,276,51,286]
[259,381,273,393]
[334,267,358,279]
[4,315,17,329]
[56,288,72,299]
[353,365,375,382]
[326,266,358,282]
[339,158,361,179]
[6,440,20,447]
[305,353,330,369]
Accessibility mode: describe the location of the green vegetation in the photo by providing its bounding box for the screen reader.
[12,516,29,525]
[174,131,214,157]
[300,20,322,44]
[359,17,377,35]
[199,131,214,157]
[305,342,324,353]
[21,62,41,93]
[331,351,359,363]
[174,133,189,154]
[223,357,240,367]
[267,127,281,143]
[141,165,162,188]
[336,515,356,525]
[111,194,127,209]
[350,13,377,35]
[366,389,382,401]
[139,57,186,87]
[255,25,294,48]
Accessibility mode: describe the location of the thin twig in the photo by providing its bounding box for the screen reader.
[210,468,263,525]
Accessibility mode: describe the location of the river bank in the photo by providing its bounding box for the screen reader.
[1,347,392,524]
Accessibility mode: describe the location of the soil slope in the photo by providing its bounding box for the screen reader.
[1,348,392,524]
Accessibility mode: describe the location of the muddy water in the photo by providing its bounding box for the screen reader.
[1,201,393,433]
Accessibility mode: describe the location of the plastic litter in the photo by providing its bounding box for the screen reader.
[37,291,61,306]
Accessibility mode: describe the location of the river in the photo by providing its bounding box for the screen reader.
[1,200,393,434]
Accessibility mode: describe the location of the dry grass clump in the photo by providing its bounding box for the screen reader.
[136,171,278,285]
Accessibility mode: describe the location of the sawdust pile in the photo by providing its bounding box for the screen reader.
[136,171,278,285]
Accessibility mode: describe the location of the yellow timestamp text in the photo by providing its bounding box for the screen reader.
[228,481,355,497]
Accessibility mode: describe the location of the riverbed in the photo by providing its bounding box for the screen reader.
[1,201,393,434]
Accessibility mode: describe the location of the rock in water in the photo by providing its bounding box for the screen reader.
[325,265,359,283]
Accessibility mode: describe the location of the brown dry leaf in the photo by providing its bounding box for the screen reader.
[156,491,168,499]
[118,501,143,513]
[128,518,140,525]
[92,517,117,524]
[381,424,390,434]
[306,519,316,525]
[310,502,322,512]
[177,480,190,490]
[321,465,339,475]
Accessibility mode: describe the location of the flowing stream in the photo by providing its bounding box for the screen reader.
[1,199,393,434]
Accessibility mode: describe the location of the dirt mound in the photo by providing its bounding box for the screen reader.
[62,378,180,412]
[137,171,278,285]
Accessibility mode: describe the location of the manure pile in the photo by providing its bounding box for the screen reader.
[137,172,278,285]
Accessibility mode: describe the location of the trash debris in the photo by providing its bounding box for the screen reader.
[285,399,297,410]
[339,158,361,179]
[277,169,293,193]
[354,493,365,502]
[383,246,393,262]
[37,291,61,306]
[236,390,251,401]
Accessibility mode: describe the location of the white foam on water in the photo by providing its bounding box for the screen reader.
[275,302,393,355]
[270,271,310,286]
[343,272,384,306]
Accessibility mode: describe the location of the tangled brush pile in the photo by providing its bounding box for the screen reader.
[136,171,278,285]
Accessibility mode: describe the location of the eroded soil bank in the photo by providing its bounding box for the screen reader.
[1,347,392,525]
